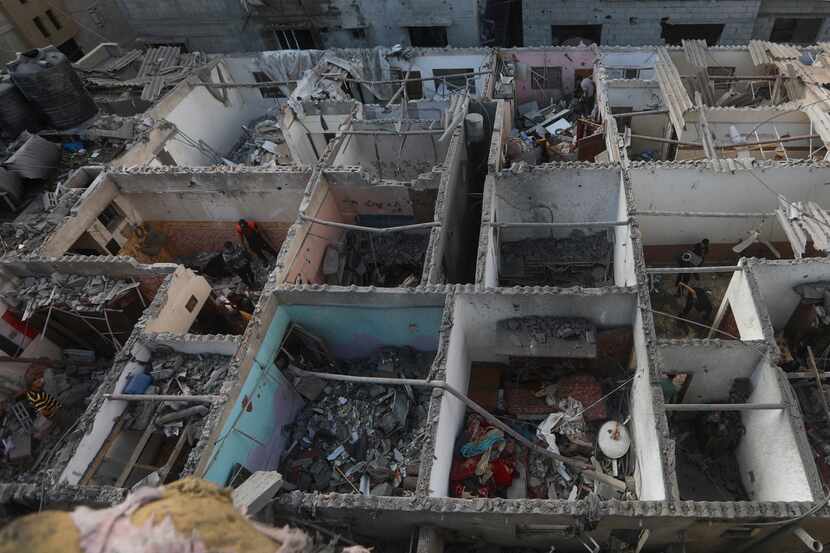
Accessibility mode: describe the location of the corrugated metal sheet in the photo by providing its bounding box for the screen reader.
[655,47,692,136]
[748,40,772,66]
[776,199,830,257]
[2,133,61,180]
[682,39,708,68]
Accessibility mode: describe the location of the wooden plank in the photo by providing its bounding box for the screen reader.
[79,417,127,486]
[156,424,191,483]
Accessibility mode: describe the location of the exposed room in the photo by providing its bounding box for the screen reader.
[330,117,454,182]
[749,258,830,485]
[677,109,823,161]
[601,80,670,162]
[479,166,626,288]
[426,290,647,503]
[199,290,446,498]
[59,333,238,489]
[278,169,444,288]
[631,165,830,338]
[38,168,311,292]
[0,260,218,485]
[658,342,819,503]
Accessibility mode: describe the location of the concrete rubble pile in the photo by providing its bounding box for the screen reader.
[500,230,612,286]
[280,347,433,496]
[324,231,429,287]
[0,188,82,255]
[228,116,292,166]
[124,349,229,441]
[0,274,140,321]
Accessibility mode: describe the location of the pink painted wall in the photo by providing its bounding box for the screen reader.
[285,185,344,285]
[509,49,596,106]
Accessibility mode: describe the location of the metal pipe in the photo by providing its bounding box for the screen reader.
[792,526,823,552]
[611,109,669,118]
[628,133,701,147]
[197,70,491,89]
[289,367,595,474]
[336,130,445,136]
[489,220,629,228]
[663,403,785,412]
[636,210,773,218]
[645,266,743,274]
[105,393,219,403]
[299,214,440,234]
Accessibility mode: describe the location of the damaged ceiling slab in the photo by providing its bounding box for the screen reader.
[6,38,830,553]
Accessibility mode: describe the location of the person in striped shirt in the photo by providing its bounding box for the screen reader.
[23,377,61,419]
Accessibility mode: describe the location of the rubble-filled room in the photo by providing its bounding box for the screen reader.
[658,343,820,502]
[631,165,830,337]
[280,170,441,287]
[749,259,830,486]
[59,335,236,488]
[199,290,445,499]
[480,166,623,288]
[427,291,646,503]
[0,261,179,483]
[38,169,310,292]
[496,47,598,165]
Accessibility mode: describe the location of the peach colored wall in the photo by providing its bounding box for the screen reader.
[285,185,344,285]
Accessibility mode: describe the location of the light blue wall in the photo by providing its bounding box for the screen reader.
[203,302,443,485]
[283,304,443,359]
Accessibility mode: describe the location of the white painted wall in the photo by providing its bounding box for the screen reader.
[630,166,830,246]
[725,269,767,341]
[390,54,491,98]
[428,299,471,497]
[494,168,621,241]
[736,359,816,502]
[750,259,830,331]
[163,62,275,166]
[630,309,668,500]
[658,342,763,403]
[600,50,658,79]
[144,267,212,335]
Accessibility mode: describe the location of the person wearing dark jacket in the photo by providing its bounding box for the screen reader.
[236,219,278,264]
[222,241,256,289]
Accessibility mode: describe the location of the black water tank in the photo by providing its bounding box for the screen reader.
[0,75,40,138]
[7,46,97,130]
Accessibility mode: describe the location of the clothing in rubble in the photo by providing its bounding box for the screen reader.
[450,413,517,498]
[236,219,278,264]
[222,242,257,289]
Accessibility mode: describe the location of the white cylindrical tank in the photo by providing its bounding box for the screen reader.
[464,113,485,144]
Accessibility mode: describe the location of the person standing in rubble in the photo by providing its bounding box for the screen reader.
[236,219,278,264]
[679,282,714,328]
[674,238,709,295]
[579,75,595,115]
[222,241,257,289]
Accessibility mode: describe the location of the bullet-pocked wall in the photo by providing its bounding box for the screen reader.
[200,290,446,487]
[38,168,313,263]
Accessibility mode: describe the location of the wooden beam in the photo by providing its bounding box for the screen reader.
[105,393,218,403]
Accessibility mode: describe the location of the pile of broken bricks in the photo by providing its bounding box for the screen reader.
[280,347,433,496]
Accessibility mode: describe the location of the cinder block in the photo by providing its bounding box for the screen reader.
[231,470,283,516]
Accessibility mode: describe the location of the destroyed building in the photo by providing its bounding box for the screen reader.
[5,37,830,553]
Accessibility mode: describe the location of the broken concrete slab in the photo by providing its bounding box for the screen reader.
[231,471,283,516]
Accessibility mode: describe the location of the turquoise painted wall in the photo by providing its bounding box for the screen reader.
[203,302,443,485]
